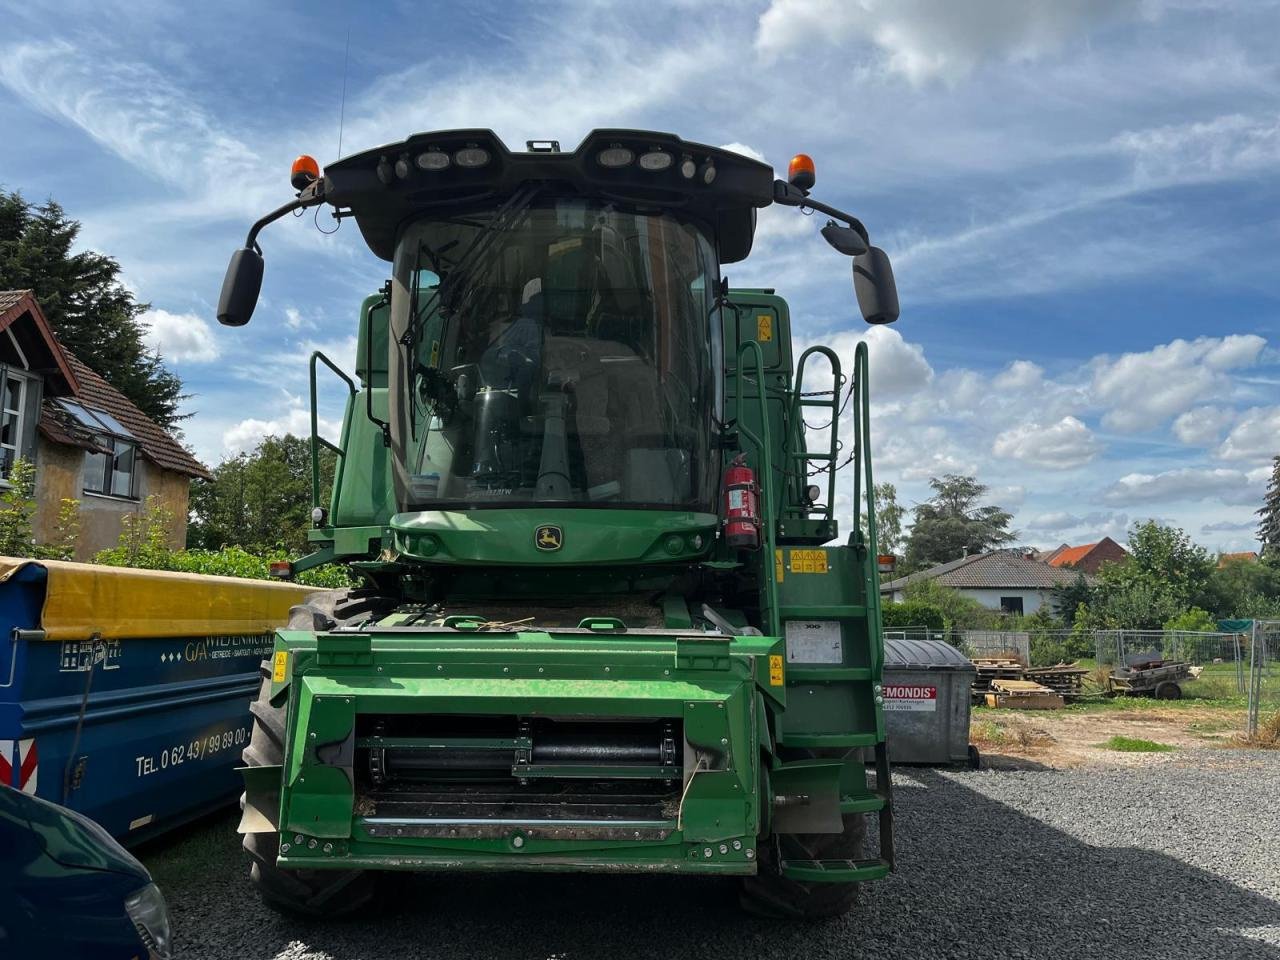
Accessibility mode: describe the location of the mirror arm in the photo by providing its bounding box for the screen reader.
[244,180,327,250]
[772,179,870,245]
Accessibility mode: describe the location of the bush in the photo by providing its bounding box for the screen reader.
[881,600,945,633]
[901,578,1003,631]
[1163,606,1217,633]
[94,498,354,589]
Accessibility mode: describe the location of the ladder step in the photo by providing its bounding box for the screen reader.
[841,793,886,814]
[780,857,891,883]
[778,605,866,619]
[783,732,879,748]
[790,451,834,461]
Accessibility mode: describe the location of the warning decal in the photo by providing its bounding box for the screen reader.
[0,738,38,794]
[756,313,773,342]
[788,549,829,574]
[883,684,937,712]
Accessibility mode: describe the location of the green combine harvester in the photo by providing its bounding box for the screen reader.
[217,129,900,919]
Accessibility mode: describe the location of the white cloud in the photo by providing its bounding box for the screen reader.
[1201,518,1258,534]
[992,416,1101,468]
[0,39,268,214]
[755,0,1135,83]
[1172,405,1236,446]
[1216,406,1280,461]
[719,142,768,165]
[1090,334,1266,432]
[1111,112,1280,188]
[1102,467,1260,506]
[992,359,1044,392]
[821,325,934,399]
[222,407,339,455]
[140,308,219,363]
[1025,511,1082,531]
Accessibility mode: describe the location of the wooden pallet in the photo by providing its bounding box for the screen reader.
[985,679,1065,710]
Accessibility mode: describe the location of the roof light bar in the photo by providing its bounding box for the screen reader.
[416,149,450,171]
[597,146,634,168]
[638,150,672,171]
[453,147,491,168]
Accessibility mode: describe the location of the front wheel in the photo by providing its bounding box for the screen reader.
[240,597,381,916]
[740,811,868,920]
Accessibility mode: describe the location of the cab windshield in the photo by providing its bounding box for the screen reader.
[389,197,720,511]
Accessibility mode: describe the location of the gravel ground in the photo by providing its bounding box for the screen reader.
[141,751,1280,960]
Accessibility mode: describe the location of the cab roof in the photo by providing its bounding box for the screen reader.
[322,129,776,264]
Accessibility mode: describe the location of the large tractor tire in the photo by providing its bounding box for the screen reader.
[740,748,869,920]
[239,590,393,916]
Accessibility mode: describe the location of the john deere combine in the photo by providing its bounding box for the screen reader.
[218,129,900,918]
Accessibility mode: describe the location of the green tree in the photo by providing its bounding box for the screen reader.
[1258,454,1280,559]
[901,578,1003,631]
[1051,571,1094,620]
[189,434,335,555]
[872,482,905,557]
[0,191,185,427]
[902,474,1015,571]
[1125,520,1214,608]
[0,457,80,559]
[1084,521,1214,629]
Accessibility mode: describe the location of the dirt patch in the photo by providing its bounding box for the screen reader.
[969,704,1248,769]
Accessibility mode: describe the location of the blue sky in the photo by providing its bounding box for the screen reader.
[1,0,1277,553]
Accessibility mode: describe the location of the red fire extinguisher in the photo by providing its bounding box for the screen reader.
[723,453,760,550]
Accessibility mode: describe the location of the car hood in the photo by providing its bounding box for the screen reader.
[0,785,149,880]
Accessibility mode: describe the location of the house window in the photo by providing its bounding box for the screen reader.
[1000,596,1025,615]
[0,371,27,479]
[57,399,138,499]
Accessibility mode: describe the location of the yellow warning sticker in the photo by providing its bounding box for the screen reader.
[789,549,829,574]
[769,654,785,686]
[429,340,440,366]
[272,650,289,683]
[774,548,785,583]
[756,313,773,342]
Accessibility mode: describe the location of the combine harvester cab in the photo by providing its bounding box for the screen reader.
[0,559,319,840]
[221,131,900,918]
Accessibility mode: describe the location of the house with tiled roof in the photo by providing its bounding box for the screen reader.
[880,549,1089,616]
[1044,536,1128,575]
[1218,550,1258,568]
[0,290,209,559]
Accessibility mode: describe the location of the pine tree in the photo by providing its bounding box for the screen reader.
[1258,455,1280,559]
[0,191,185,427]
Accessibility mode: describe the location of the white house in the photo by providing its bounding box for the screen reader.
[880,549,1088,615]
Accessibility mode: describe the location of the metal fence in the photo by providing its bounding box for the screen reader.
[1246,620,1277,740]
[1093,629,1247,670]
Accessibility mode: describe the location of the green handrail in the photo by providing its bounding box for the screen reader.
[734,340,780,634]
[854,340,888,729]
[791,345,844,522]
[309,350,356,517]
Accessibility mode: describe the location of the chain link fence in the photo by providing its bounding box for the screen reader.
[1245,620,1277,740]
[882,624,1279,741]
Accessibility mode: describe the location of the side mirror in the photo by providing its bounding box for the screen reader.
[216,247,264,327]
[853,247,899,325]
[821,220,868,257]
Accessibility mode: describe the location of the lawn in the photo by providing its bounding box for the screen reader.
[1099,735,1176,753]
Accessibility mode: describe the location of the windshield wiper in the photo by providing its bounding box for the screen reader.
[402,183,544,352]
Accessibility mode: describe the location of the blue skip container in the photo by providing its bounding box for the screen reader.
[0,559,319,842]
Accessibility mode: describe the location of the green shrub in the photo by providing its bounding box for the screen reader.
[94,499,353,589]
[1100,735,1175,753]
[881,600,945,633]
[1163,606,1217,633]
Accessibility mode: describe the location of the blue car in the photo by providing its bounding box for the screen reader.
[0,785,172,959]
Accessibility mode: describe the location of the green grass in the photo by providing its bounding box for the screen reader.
[1099,735,1176,753]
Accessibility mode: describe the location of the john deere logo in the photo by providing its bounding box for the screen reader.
[535,525,563,551]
